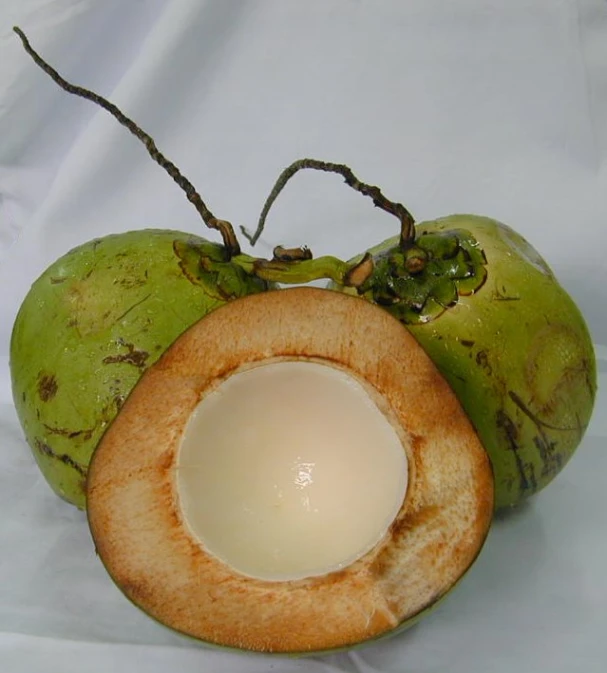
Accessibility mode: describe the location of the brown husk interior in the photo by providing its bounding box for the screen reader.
[87,287,494,653]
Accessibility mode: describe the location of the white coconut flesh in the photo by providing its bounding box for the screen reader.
[87,287,494,654]
[177,360,409,582]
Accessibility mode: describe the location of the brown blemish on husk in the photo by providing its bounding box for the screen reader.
[114,294,152,323]
[495,408,537,495]
[508,390,583,434]
[114,276,147,290]
[43,423,93,441]
[43,397,118,443]
[475,350,492,375]
[37,373,58,402]
[492,285,521,301]
[174,241,201,287]
[103,342,149,369]
[113,394,126,412]
[34,437,87,477]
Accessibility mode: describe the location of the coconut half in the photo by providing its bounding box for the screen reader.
[87,287,494,654]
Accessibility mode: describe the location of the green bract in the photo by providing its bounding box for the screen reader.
[331,214,597,510]
[10,229,270,508]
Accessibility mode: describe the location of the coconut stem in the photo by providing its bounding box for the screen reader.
[13,26,241,257]
[235,252,373,288]
[241,158,416,249]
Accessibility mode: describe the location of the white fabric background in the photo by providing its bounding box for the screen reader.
[1,1,606,671]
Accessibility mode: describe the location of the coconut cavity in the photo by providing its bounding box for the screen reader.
[177,360,408,581]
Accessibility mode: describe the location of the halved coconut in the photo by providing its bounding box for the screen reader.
[87,287,494,654]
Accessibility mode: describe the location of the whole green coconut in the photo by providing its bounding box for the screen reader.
[251,159,597,511]
[10,230,271,508]
[332,215,597,510]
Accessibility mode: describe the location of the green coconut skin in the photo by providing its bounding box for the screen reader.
[10,229,270,509]
[333,215,597,510]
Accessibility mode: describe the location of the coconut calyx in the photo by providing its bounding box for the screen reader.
[87,287,494,654]
[353,228,488,325]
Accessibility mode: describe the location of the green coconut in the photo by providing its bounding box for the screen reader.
[334,215,597,510]
[248,159,597,511]
[10,230,271,508]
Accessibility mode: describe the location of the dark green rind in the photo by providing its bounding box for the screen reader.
[10,229,269,509]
